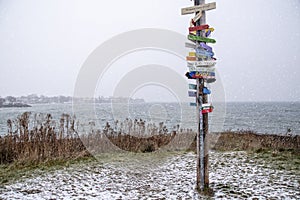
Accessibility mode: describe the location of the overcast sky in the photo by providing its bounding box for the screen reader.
[0,0,299,102]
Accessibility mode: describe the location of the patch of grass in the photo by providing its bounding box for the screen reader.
[0,155,95,186]
[249,149,300,171]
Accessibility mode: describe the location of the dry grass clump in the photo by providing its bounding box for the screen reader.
[0,113,185,165]
[209,130,300,153]
[3,112,298,166]
[0,112,88,165]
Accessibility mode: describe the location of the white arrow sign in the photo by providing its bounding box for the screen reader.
[187,60,217,67]
[189,66,215,73]
[185,42,197,49]
[181,2,216,15]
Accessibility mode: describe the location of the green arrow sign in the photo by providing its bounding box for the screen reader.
[188,34,216,44]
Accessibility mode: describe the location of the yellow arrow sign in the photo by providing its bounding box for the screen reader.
[189,52,196,57]
[190,28,214,35]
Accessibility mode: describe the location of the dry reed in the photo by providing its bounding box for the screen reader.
[2,112,298,166]
[0,112,185,165]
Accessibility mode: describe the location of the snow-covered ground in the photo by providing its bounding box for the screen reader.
[0,151,299,199]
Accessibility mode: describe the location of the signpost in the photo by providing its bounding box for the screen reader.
[181,0,216,193]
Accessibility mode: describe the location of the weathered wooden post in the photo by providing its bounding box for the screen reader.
[198,0,210,190]
[181,0,216,193]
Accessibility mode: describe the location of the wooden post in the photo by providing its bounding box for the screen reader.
[182,0,215,193]
[203,88,210,190]
[195,0,210,192]
[199,0,210,190]
[195,0,202,191]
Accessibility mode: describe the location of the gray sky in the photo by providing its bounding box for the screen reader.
[0,0,299,102]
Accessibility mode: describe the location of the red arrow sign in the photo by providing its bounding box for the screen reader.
[189,24,209,32]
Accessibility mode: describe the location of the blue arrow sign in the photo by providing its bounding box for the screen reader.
[203,87,211,95]
[188,91,197,97]
[200,42,213,52]
[196,48,214,57]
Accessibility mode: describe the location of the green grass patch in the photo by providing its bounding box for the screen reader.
[249,149,300,172]
[0,155,95,186]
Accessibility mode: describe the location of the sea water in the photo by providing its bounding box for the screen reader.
[0,102,299,136]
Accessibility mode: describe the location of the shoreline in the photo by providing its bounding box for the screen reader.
[0,103,31,108]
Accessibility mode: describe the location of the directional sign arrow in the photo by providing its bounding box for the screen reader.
[190,102,197,107]
[189,84,197,90]
[189,52,196,57]
[205,28,215,37]
[188,66,215,73]
[187,60,217,67]
[202,104,214,114]
[206,78,216,84]
[206,28,215,33]
[186,71,216,79]
[190,28,214,36]
[188,91,197,97]
[185,42,197,49]
[181,2,216,15]
[188,34,216,44]
[189,24,209,32]
[203,87,211,95]
[202,103,213,109]
[200,42,213,53]
[186,72,217,83]
[186,56,197,61]
[196,48,214,57]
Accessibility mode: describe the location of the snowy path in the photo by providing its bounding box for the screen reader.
[0,151,299,199]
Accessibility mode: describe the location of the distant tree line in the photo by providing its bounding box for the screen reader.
[0,96,31,108]
[0,95,72,106]
[0,95,145,106]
